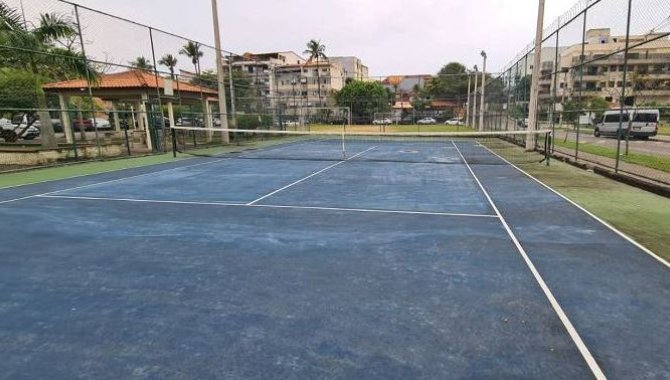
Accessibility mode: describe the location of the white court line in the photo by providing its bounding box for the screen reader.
[479,144,670,270]
[246,146,377,205]
[248,203,497,218]
[0,157,231,206]
[38,195,245,206]
[37,194,497,218]
[452,141,607,380]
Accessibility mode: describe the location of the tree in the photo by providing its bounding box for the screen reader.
[0,69,42,141]
[190,69,217,90]
[223,68,254,113]
[179,41,203,78]
[585,97,610,121]
[129,56,153,72]
[0,5,94,148]
[335,80,389,122]
[428,62,470,100]
[514,75,532,102]
[411,84,431,111]
[303,39,327,105]
[158,54,178,79]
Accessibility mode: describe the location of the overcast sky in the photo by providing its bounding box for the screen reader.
[62,0,569,77]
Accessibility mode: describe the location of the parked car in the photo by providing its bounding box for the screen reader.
[0,116,40,141]
[176,117,203,127]
[372,118,392,125]
[72,117,112,131]
[417,117,437,125]
[445,118,464,126]
[594,109,659,139]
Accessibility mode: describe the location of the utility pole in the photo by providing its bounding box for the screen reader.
[211,0,229,143]
[466,72,472,126]
[227,54,237,128]
[527,0,545,150]
[473,65,479,129]
[479,51,487,131]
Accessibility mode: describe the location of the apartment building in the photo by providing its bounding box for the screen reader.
[228,51,304,102]
[274,59,346,109]
[537,29,670,105]
[328,56,369,82]
[224,51,362,111]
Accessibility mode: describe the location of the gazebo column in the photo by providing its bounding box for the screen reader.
[167,101,175,132]
[111,102,121,133]
[138,95,152,151]
[58,94,73,144]
[203,99,213,142]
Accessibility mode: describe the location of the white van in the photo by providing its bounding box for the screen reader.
[594,109,659,139]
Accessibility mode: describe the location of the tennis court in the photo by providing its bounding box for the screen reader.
[1,130,669,379]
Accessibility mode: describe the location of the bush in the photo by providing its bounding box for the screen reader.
[236,114,272,130]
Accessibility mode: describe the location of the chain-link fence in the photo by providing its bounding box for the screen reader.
[476,0,670,187]
[0,0,478,171]
[0,0,241,170]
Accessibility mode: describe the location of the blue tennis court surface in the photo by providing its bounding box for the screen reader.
[1,139,669,379]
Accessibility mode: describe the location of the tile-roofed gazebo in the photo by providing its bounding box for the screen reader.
[43,69,217,97]
[42,70,220,151]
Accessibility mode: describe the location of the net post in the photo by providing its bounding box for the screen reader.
[124,126,131,156]
[545,131,551,166]
[341,128,346,159]
[171,127,177,158]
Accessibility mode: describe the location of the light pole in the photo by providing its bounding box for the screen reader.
[466,71,472,127]
[227,54,237,128]
[472,65,479,129]
[211,0,229,143]
[291,79,297,119]
[479,51,487,131]
[560,67,569,125]
[527,0,545,150]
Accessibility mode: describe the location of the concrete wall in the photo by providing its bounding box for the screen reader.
[0,144,124,166]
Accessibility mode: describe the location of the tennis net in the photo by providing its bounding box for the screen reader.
[170,127,552,166]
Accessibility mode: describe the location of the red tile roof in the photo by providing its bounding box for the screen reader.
[43,70,217,95]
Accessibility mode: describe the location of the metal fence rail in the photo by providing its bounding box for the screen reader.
[474,0,670,187]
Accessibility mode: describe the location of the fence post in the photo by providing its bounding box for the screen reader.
[615,0,634,173]
[550,18,560,153]
[73,5,102,159]
[148,27,167,153]
[575,9,588,159]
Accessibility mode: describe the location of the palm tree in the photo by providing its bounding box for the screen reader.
[129,56,153,72]
[158,54,178,79]
[1,6,92,148]
[303,39,327,106]
[179,41,203,78]
[0,3,23,32]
